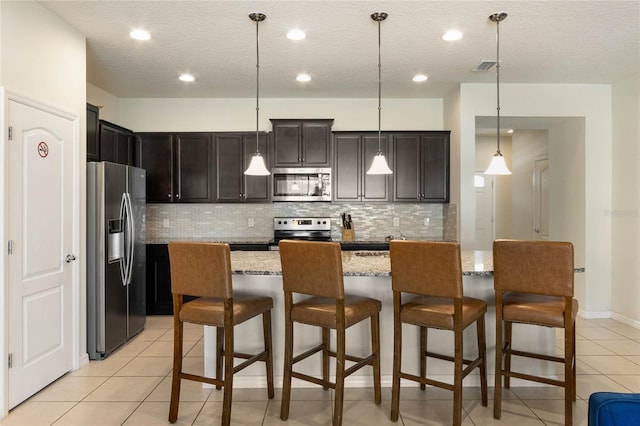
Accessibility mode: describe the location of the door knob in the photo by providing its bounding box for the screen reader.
[534,228,540,233]
[66,254,77,263]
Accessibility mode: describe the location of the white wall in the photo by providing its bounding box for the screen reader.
[87,83,119,123]
[460,83,611,315]
[113,97,444,132]
[0,1,86,417]
[611,72,640,325]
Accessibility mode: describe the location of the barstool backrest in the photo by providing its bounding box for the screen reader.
[493,239,574,297]
[168,242,233,299]
[389,240,463,298]
[279,240,344,299]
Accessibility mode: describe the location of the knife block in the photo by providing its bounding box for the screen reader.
[342,228,355,241]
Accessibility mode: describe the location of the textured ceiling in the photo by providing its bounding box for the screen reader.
[41,0,640,99]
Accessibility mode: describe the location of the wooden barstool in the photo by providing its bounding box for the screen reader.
[278,240,382,426]
[167,242,274,426]
[493,239,577,426]
[389,240,488,426]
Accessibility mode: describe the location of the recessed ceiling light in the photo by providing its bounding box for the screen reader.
[442,29,463,41]
[129,29,151,41]
[287,29,306,40]
[296,73,311,82]
[179,74,195,82]
[412,74,428,82]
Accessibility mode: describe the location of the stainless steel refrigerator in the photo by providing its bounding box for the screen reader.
[87,161,146,360]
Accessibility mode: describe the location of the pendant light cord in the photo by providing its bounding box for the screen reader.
[495,16,501,155]
[255,17,261,154]
[377,18,382,153]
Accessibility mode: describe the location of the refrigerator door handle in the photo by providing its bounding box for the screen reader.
[124,192,135,285]
[118,193,128,286]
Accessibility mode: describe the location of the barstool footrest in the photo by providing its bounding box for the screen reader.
[509,349,566,364]
[292,371,336,389]
[291,343,324,365]
[232,350,269,374]
[400,372,455,391]
[503,370,566,387]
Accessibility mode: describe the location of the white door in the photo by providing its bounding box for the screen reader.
[474,172,494,250]
[533,158,549,240]
[7,99,75,408]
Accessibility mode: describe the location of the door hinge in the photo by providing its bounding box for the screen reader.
[8,126,12,141]
[8,240,13,255]
[8,353,12,369]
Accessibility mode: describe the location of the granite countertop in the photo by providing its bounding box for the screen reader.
[230,250,495,277]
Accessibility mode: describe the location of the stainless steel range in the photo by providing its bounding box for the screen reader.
[272,217,332,245]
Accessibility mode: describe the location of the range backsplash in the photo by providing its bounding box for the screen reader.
[146,202,457,242]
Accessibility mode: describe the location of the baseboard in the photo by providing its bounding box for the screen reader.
[610,312,640,329]
[579,309,612,319]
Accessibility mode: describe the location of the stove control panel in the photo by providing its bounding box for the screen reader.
[273,217,331,231]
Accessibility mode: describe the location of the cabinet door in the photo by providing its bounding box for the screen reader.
[243,133,271,201]
[334,134,361,201]
[362,135,390,201]
[393,134,421,201]
[136,133,174,203]
[215,134,244,202]
[145,244,172,315]
[272,121,302,166]
[302,121,331,166]
[175,133,214,203]
[421,133,450,202]
[100,121,133,165]
[86,104,99,162]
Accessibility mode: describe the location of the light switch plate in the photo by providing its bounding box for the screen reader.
[393,217,400,227]
[248,217,255,228]
[163,219,170,228]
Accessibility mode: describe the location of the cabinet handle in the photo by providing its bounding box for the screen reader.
[168,194,171,198]
[176,194,180,199]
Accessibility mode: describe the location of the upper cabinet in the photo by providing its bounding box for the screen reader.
[271,119,333,167]
[215,132,270,202]
[86,104,99,162]
[333,132,390,202]
[99,120,134,166]
[393,131,450,203]
[136,132,215,203]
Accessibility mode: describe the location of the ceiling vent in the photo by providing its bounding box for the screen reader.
[473,60,497,72]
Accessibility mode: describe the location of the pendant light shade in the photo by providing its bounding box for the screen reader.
[366,12,392,175]
[244,12,270,176]
[484,12,511,176]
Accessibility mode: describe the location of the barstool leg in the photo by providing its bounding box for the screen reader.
[280,314,294,420]
[333,326,346,426]
[263,310,274,399]
[168,320,183,423]
[322,328,330,390]
[215,327,224,390]
[453,324,463,426]
[419,326,427,391]
[504,321,513,389]
[494,298,503,420]
[390,299,402,422]
[221,324,234,426]
[477,315,488,407]
[565,320,574,426]
[371,313,381,405]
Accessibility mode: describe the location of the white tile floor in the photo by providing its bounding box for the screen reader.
[2,315,639,425]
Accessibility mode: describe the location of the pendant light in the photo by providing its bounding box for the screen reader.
[367,12,393,175]
[484,12,512,175]
[244,12,270,176]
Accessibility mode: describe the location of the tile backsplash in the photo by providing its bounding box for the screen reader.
[146,202,457,242]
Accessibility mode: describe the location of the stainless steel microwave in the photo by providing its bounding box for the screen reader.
[272,168,331,202]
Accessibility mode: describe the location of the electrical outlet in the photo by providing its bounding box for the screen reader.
[248,217,255,228]
[393,217,400,227]
[424,217,430,226]
[163,218,170,228]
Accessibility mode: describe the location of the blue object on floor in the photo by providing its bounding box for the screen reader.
[588,392,640,425]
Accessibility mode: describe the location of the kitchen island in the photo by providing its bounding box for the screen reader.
[199,249,578,389]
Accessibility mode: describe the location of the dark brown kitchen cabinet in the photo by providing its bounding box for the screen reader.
[215,132,270,202]
[99,120,134,166]
[333,132,390,202]
[136,132,214,203]
[393,131,450,203]
[86,104,100,162]
[146,244,172,315]
[271,119,333,167]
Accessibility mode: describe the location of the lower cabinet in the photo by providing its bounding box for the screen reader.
[146,244,173,315]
